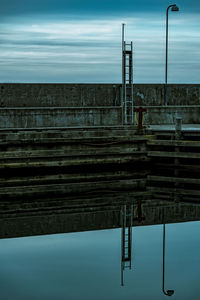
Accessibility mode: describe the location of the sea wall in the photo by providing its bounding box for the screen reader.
[0,83,200,107]
[141,105,200,125]
[0,107,122,128]
[0,83,199,127]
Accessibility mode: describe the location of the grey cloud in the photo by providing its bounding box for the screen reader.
[0,39,118,48]
[1,0,199,19]
[0,9,199,84]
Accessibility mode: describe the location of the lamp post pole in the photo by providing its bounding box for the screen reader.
[164,4,179,106]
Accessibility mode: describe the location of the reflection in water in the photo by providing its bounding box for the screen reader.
[1,196,200,299]
[162,208,174,297]
[120,200,145,286]
[119,200,200,297]
[121,204,133,286]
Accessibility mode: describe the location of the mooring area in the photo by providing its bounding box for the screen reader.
[0,83,200,239]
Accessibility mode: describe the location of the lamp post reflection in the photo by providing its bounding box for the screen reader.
[162,210,174,296]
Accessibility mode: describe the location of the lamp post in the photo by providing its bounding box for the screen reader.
[162,208,174,297]
[164,4,179,106]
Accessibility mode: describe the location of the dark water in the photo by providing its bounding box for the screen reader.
[0,220,200,300]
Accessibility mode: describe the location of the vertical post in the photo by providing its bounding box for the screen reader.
[175,116,182,139]
[124,40,127,124]
[164,4,179,106]
[122,24,125,86]
[131,42,134,124]
[174,117,182,202]
[164,7,169,106]
[122,24,125,107]
[122,24,125,125]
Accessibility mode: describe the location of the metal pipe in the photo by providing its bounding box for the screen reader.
[122,24,125,84]
[164,4,179,106]
[122,24,125,108]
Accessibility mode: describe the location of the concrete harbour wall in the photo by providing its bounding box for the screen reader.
[141,105,200,125]
[0,84,121,107]
[0,107,122,128]
[1,199,200,238]
[0,83,199,128]
[1,83,200,107]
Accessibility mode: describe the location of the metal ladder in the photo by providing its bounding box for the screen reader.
[122,41,134,125]
[121,204,133,286]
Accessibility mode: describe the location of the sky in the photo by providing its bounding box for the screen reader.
[0,0,199,83]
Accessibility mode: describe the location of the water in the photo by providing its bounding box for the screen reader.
[0,220,200,300]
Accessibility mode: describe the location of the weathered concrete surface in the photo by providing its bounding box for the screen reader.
[0,83,199,128]
[0,124,199,239]
[1,83,200,107]
[141,105,200,125]
[147,130,200,202]
[0,83,121,107]
[0,107,122,128]
[0,197,200,238]
[134,84,200,106]
[0,127,148,200]
[150,124,200,131]
[0,105,199,129]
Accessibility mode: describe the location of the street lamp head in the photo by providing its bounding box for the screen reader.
[171,5,179,11]
[167,289,174,296]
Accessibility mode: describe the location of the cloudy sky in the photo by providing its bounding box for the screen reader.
[0,0,199,83]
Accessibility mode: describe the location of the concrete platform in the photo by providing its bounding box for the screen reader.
[150,124,200,131]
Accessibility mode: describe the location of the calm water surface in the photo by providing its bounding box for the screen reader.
[0,221,200,300]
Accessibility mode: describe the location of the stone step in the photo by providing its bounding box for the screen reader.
[0,191,152,213]
[0,152,149,169]
[0,178,146,199]
[0,137,146,148]
[148,151,200,159]
[150,163,200,173]
[0,126,139,141]
[0,170,148,187]
[147,186,200,197]
[147,175,200,185]
[147,140,200,147]
[0,148,146,159]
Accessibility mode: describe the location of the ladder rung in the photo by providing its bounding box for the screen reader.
[124,258,131,261]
